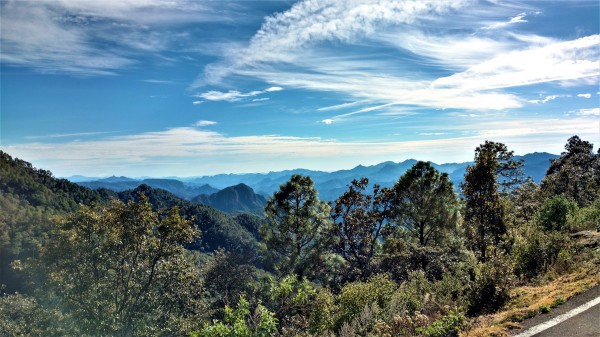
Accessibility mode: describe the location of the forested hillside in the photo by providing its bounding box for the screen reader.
[1,136,598,337]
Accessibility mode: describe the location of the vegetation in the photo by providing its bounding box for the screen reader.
[1,135,598,337]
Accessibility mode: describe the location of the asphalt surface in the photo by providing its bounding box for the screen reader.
[511,285,600,337]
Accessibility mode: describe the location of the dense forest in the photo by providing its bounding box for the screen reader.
[1,136,598,337]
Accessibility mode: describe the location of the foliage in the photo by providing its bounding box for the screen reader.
[467,255,513,315]
[511,224,568,280]
[334,274,397,331]
[26,195,206,336]
[535,195,578,232]
[567,198,600,231]
[462,141,522,262]
[416,307,466,337]
[262,174,331,277]
[328,178,391,283]
[510,178,543,226]
[191,296,277,337]
[541,135,600,207]
[390,161,461,247]
[0,293,71,337]
[201,249,269,314]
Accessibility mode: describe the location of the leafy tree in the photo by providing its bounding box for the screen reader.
[26,195,206,337]
[389,161,461,247]
[191,296,277,337]
[541,136,599,206]
[328,178,392,282]
[462,141,523,262]
[261,175,331,277]
[536,195,578,232]
[382,162,466,280]
[510,177,543,226]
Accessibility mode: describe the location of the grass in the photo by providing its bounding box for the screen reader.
[460,266,600,337]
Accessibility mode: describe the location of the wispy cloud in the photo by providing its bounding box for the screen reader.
[576,108,599,116]
[433,35,599,91]
[577,93,592,99]
[192,101,204,105]
[196,86,283,102]
[5,116,597,176]
[0,0,228,75]
[25,131,118,140]
[193,120,217,127]
[195,0,598,118]
[528,94,570,104]
[481,13,527,30]
[143,79,175,84]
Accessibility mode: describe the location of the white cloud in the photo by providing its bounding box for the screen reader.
[252,97,270,102]
[193,120,217,127]
[317,101,368,111]
[481,13,527,30]
[198,0,467,86]
[196,86,281,102]
[192,100,203,105]
[196,1,597,115]
[433,35,600,91]
[576,108,600,116]
[5,116,597,176]
[322,119,334,125]
[577,93,592,99]
[0,0,226,75]
[528,95,569,104]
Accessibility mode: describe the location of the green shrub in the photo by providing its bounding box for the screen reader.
[416,307,466,337]
[552,297,566,307]
[335,274,397,331]
[191,296,277,337]
[539,304,550,313]
[467,256,513,316]
[536,196,578,232]
[511,225,568,280]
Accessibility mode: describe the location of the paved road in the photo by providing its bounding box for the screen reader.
[536,302,599,337]
[511,286,600,337]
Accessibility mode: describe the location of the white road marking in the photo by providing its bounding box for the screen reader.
[513,296,600,337]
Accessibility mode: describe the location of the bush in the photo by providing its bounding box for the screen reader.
[511,225,568,280]
[536,196,578,232]
[467,256,513,316]
[567,199,600,231]
[335,274,397,332]
[191,296,277,337]
[416,307,466,337]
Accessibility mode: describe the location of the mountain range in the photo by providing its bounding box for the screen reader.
[72,152,559,212]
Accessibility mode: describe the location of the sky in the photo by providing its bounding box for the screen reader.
[1,0,598,178]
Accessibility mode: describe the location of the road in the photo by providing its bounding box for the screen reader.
[512,286,600,337]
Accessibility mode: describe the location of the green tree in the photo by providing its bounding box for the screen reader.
[261,175,331,277]
[328,178,392,282]
[541,136,599,207]
[191,296,277,337]
[536,195,578,232]
[462,141,523,262]
[383,162,465,280]
[27,195,206,336]
[390,162,461,247]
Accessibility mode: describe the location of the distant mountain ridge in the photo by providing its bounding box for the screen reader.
[74,152,559,202]
[192,183,267,214]
[78,178,218,200]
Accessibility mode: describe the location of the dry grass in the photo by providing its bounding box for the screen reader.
[460,266,600,337]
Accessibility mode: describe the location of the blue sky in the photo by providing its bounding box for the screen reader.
[1,0,598,177]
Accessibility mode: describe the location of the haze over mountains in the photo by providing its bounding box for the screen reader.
[73,152,558,213]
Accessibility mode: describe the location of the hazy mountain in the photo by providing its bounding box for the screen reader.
[74,152,559,202]
[192,183,267,214]
[78,178,218,200]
